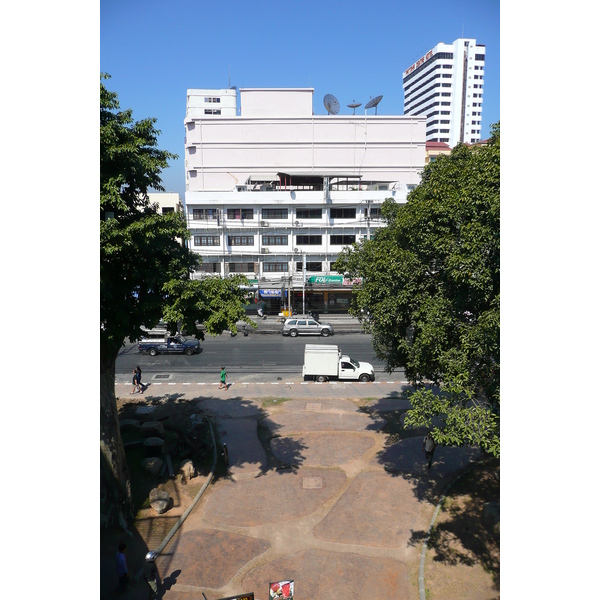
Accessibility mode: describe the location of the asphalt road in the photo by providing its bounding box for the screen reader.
[116,332,405,384]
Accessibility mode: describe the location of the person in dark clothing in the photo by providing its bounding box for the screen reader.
[115,543,129,591]
[130,369,139,394]
[136,365,143,393]
[144,551,160,599]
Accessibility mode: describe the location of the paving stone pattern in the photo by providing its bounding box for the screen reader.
[142,385,480,600]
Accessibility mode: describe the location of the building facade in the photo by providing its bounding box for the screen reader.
[147,192,183,214]
[184,88,426,315]
[402,38,486,147]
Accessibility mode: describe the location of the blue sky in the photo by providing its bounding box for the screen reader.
[101,0,499,198]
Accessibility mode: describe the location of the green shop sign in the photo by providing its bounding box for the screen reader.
[307,275,343,284]
[307,275,363,285]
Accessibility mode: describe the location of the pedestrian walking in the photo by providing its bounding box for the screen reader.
[130,368,140,394]
[219,366,228,390]
[115,543,129,591]
[143,551,161,599]
[136,365,143,393]
[423,432,438,470]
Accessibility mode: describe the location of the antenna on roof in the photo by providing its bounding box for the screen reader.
[364,95,383,114]
[323,94,340,115]
[347,100,362,115]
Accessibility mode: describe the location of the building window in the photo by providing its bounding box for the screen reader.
[227,208,253,220]
[262,208,288,219]
[194,235,220,247]
[296,235,322,245]
[370,207,382,219]
[192,209,218,220]
[262,235,288,245]
[263,262,288,272]
[204,109,221,115]
[296,261,322,272]
[229,262,255,272]
[227,235,254,246]
[330,208,356,219]
[296,208,322,219]
[197,263,220,273]
[162,207,175,214]
[330,234,356,245]
[204,97,221,103]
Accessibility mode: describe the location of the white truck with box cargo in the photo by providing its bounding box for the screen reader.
[302,344,375,382]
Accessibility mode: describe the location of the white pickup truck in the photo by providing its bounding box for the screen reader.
[302,344,375,382]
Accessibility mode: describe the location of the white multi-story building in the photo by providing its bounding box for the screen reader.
[402,38,486,147]
[183,87,426,315]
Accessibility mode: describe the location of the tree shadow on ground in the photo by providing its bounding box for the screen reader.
[408,459,500,590]
[197,394,308,481]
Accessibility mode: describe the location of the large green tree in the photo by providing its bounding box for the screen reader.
[100,74,252,525]
[334,125,500,456]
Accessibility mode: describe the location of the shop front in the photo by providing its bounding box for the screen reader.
[258,288,288,315]
[290,275,362,315]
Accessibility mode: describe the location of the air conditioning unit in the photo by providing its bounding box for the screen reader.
[261,248,269,254]
[260,220,268,227]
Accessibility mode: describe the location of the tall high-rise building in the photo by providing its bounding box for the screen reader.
[402,38,486,146]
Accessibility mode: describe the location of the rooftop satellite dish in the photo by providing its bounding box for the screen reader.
[323,94,340,115]
[365,95,383,114]
[347,100,362,115]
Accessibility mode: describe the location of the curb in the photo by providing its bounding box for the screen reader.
[418,461,478,600]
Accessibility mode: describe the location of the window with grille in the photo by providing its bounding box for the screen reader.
[229,262,255,272]
[330,208,356,219]
[296,261,322,272]
[296,235,322,245]
[197,263,220,273]
[227,208,253,220]
[262,235,288,245]
[261,208,288,219]
[194,235,220,246]
[192,209,218,220]
[227,235,254,246]
[330,234,356,245]
[296,208,322,219]
[263,262,288,272]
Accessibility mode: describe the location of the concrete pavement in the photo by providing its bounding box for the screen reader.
[104,381,480,600]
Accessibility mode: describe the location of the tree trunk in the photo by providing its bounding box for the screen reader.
[100,354,133,527]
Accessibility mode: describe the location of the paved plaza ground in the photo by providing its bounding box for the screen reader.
[100,381,499,600]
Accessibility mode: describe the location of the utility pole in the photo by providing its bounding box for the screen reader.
[302,253,306,315]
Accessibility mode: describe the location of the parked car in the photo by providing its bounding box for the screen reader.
[282,317,334,337]
[138,335,200,356]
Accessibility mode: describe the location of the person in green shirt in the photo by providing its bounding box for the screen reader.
[219,366,228,390]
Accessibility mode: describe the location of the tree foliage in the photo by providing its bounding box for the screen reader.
[100,74,253,525]
[334,124,500,456]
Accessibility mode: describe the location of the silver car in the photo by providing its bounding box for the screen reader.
[282,317,334,337]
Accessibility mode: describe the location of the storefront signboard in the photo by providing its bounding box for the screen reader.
[260,289,287,298]
[307,275,343,284]
[307,275,363,286]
